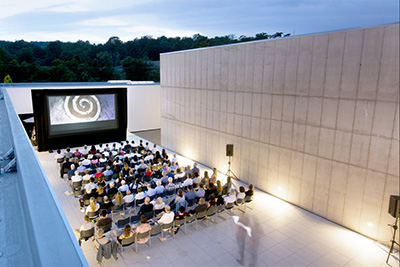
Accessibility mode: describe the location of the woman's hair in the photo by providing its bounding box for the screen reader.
[239,186,245,193]
[123,224,132,238]
[140,215,147,224]
[115,192,123,206]
[89,197,96,212]
[216,180,222,195]
[157,197,163,204]
[248,184,254,190]
[177,189,183,197]
[204,171,209,178]
[97,186,104,195]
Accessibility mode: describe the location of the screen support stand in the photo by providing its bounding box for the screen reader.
[386,217,399,263]
[225,156,239,180]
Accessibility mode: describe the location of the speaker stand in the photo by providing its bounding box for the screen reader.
[386,217,399,263]
[225,156,239,180]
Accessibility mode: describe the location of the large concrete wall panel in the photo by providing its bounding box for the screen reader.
[160,23,399,242]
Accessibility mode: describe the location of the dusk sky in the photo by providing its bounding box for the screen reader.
[0,0,398,43]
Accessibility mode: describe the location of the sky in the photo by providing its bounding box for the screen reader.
[0,0,398,44]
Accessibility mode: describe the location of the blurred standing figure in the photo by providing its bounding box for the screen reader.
[234,213,262,267]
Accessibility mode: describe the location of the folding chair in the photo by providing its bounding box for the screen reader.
[120,235,135,252]
[116,217,130,229]
[244,195,254,211]
[150,223,162,243]
[195,210,207,230]
[135,229,151,253]
[79,227,94,246]
[161,221,174,239]
[87,210,99,221]
[217,204,226,219]
[173,218,186,237]
[130,214,141,225]
[235,198,245,213]
[99,222,112,233]
[206,205,217,225]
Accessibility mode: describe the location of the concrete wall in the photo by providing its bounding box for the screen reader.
[1,88,88,266]
[160,24,399,241]
[4,83,161,132]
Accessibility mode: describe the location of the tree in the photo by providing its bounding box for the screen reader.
[122,57,157,81]
[4,74,12,83]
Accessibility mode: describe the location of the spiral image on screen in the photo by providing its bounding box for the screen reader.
[48,94,116,125]
[64,95,101,121]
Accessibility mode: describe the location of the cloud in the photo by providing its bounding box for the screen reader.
[0,0,398,43]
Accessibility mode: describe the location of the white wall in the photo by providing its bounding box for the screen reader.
[4,83,161,132]
[160,24,399,242]
[127,84,161,132]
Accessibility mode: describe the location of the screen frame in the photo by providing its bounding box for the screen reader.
[32,87,127,151]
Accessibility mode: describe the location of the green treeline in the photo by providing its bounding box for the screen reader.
[0,32,290,83]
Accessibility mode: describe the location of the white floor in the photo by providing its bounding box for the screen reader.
[36,133,399,267]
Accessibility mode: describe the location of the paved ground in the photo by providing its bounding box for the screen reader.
[36,132,398,267]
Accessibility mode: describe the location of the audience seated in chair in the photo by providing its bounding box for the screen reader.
[97,209,112,231]
[86,197,100,215]
[245,184,254,197]
[224,189,237,205]
[73,214,94,236]
[114,224,135,245]
[135,216,152,244]
[139,197,153,214]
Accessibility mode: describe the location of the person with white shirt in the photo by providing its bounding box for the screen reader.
[76,162,86,174]
[81,156,91,167]
[102,166,113,177]
[54,149,65,161]
[156,205,174,225]
[71,170,83,182]
[81,145,89,156]
[236,186,246,201]
[135,187,146,200]
[224,189,237,204]
[171,154,178,164]
[152,144,159,154]
[64,170,83,196]
[136,160,147,171]
[74,215,95,245]
[84,177,98,192]
[82,169,92,183]
[182,176,193,187]
[144,152,154,162]
[146,184,156,198]
[195,184,206,198]
[118,180,129,193]
[155,180,164,195]
[152,197,165,211]
[123,190,134,204]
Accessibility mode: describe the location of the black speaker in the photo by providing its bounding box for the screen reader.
[226,144,234,157]
[388,195,400,218]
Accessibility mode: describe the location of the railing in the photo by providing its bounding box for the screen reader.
[1,87,88,266]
